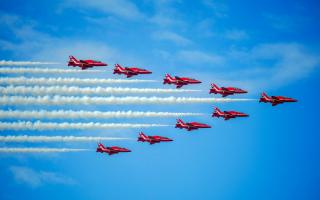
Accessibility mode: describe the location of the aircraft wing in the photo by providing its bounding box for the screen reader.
[81,66,92,70]
[150,140,159,144]
[79,60,90,64]
[125,67,134,72]
[186,123,198,129]
[174,76,187,83]
[222,93,230,97]
[126,74,134,78]
[221,87,228,91]
[176,84,184,88]
[271,96,281,100]
[125,68,139,76]
[272,102,282,106]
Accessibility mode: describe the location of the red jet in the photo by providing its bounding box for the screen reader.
[212,107,249,120]
[163,74,201,88]
[175,119,211,131]
[113,64,152,78]
[210,83,247,97]
[68,55,107,70]
[138,132,173,145]
[259,92,297,106]
[96,143,131,155]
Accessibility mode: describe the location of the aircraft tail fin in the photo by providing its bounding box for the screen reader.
[164,74,174,84]
[115,63,124,70]
[261,92,272,100]
[68,55,81,65]
[214,107,223,115]
[211,83,220,90]
[139,132,148,140]
[176,118,184,125]
[98,143,105,148]
[165,74,174,80]
[261,92,269,98]
[69,55,78,62]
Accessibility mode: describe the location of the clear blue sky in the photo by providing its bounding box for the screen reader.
[0,0,319,199]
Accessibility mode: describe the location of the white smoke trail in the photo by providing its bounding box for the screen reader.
[0,135,130,142]
[0,121,169,131]
[0,148,89,153]
[0,61,59,66]
[0,95,255,106]
[0,85,200,96]
[0,110,203,119]
[0,67,103,74]
[0,76,157,85]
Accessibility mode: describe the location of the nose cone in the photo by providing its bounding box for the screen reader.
[291,98,298,102]
[194,80,202,84]
[144,70,152,74]
[125,149,131,152]
[240,89,248,94]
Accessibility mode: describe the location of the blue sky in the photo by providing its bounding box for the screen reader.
[0,0,319,199]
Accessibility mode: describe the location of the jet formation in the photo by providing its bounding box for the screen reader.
[96,143,131,155]
[210,83,247,97]
[68,56,107,70]
[212,107,249,120]
[259,92,298,106]
[175,119,211,131]
[163,74,202,88]
[113,64,152,78]
[65,56,298,156]
[138,132,173,145]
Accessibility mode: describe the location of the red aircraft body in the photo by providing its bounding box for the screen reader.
[212,107,249,120]
[68,55,107,70]
[210,83,247,97]
[96,143,131,155]
[113,64,152,78]
[175,119,211,131]
[259,92,297,106]
[137,132,173,145]
[163,74,201,88]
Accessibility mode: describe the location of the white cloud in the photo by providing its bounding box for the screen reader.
[176,50,224,65]
[252,43,319,83]
[195,18,215,37]
[225,29,249,40]
[263,13,308,32]
[63,0,144,20]
[149,0,185,28]
[10,166,76,188]
[202,0,228,18]
[220,43,320,91]
[152,31,192,45]
[0,12,140,65]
